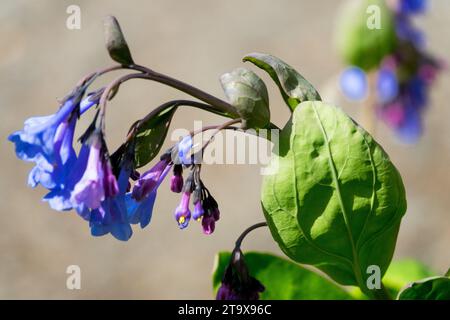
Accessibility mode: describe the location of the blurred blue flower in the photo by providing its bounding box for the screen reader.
[377,68,399,103]
[339,67,368,101]
[399,0,427,14]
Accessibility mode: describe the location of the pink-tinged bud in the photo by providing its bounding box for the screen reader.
[174,192,191,229]
[202,214,215,235]
[170,174,184,193]
[192,201,204,221]
[212,207,220,221]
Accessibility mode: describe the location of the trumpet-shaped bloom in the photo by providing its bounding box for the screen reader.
[128,162,171,228]
[9,94,98,193]
[85,155,134,241]
[132,159,171,201]
[71,136,107,209]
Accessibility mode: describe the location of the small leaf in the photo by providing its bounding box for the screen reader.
[398,276,450,300]
[261,101,406,297]
[212,251,353,300]
[334,0,396,71]
[103,15,134,65]
[133,106,177,168]
[243,53,321,111]
[220,68,270,129]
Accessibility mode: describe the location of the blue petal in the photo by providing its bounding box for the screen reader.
[126,192,157,228]
[43,188,73,211]
[178,135,193,164]
[377,69,399,103]
[340,67,368,101]
[110,223,133,241]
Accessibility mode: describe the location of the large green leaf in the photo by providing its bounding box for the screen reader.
[398,276,450,300]
[261,101,406,297]
[220,68,270,129]
[350,259,436,299]
[133,106,177,168]
[243,53,321,111]
[335,0,396,71]
[212,251,353,300]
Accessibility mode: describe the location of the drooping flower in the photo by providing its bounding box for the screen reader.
[9,86,100,205]
[216,249,265,300]
[84,147,135,241]
[131,153,171,202]
[128,155,171,229]
[70,130,118,210]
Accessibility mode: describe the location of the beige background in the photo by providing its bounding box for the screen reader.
[0,0,449,299]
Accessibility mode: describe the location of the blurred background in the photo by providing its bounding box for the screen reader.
[0,0,448,299]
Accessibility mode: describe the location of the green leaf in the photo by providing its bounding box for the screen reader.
[398,276,450,300]
[350,259,436,299]
[243,53,321,111]
[220,68,270,129]
[103,15,134,65]
[133,106,176,168]
[212,251,353,300]
[335,0,396,71]
[261,101,406,297]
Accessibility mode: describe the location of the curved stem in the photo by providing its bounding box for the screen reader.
[127,64,238,117]
[126,99,224,141]
[235,222,267,249]
[201,118,242,151]
[98,70,240,131]
[76,64,124,87]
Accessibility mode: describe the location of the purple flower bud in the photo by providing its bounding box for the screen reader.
[132,159,170,201]
[192,201,204,221]
[216,251,265,300]
[170,175,184,193]
[174,191,191,229]
[201,214,215,235]
[212,207,220,221]
[216,283,236,300]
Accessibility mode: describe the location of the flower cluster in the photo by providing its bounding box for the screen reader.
[216,249,265,300]
[131,135,221,235]
[339,0,442,143]
[9,84,221,241]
